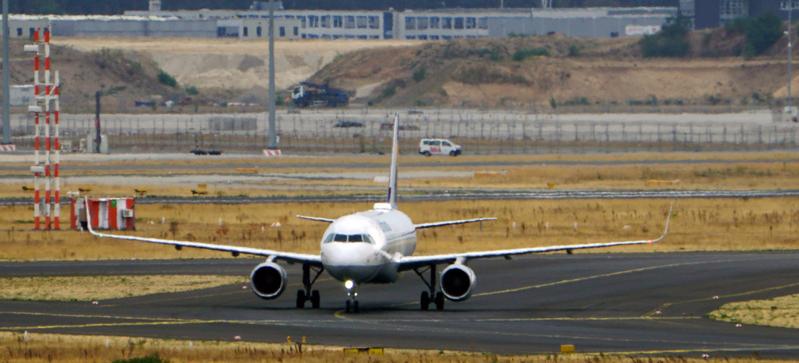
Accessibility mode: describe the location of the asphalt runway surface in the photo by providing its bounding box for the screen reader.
[2,252,799,356]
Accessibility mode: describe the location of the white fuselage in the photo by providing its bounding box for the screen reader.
[320,204,416,284]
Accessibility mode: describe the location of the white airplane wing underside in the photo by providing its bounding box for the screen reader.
[296,215,336,223]
[85,201,322,266]
[399,204,672,271]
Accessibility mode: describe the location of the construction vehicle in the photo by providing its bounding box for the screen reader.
[291,82,349,108]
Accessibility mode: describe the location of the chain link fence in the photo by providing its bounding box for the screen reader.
[7,110,799,154]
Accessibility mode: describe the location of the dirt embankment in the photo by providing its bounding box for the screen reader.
[311,33,798,109]
[1,39,188,113]
[58,38,411,106]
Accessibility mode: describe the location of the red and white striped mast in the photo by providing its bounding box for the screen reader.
[25,27,60,230]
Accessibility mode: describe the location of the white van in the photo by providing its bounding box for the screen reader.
[418,138,462,157]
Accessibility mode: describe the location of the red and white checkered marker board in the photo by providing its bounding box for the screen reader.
[71,197,136,231]
[0,144,16,152]
[263,149,282,157]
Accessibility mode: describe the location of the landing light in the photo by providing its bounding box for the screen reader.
[344,280,354,290]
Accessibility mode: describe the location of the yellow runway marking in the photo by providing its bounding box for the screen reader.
[644,281,799,317]
[474,259,725,298]
[0,320,223,331]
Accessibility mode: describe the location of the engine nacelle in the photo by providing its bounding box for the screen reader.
[440,264,476,302]
[249,261,287,300]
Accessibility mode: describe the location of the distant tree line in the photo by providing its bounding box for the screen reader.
[11,0,676,14]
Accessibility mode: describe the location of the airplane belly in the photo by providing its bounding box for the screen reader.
[368,261,400,283]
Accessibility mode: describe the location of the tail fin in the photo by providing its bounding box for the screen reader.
[387,113,400,207]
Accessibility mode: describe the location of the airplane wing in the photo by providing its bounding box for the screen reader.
[414,217,496,230]
[85,201,322,266]
[296,215,335,223]
[399,204,672,271]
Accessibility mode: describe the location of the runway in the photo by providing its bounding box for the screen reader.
[1,252,799,356]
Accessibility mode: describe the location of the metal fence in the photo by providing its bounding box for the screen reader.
[8,111,799,154]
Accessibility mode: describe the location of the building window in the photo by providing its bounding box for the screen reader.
[279,26,285,37]
[478,17,487,29]
[417,17,429,30]
[720,0,747,22]
[368,16,379,29]
[465,17,476,29]
[345,15,355,29]
[357,15,367,29]
[293,26,299,36]
[256,26,262,37]
[431,35,439,40]
[243,26,248,37]
[321,15,330,28]
[418,34,428,40]
[405,17,416,30]
[16,28,22,37]
[309,15,318,27]
[299,16,306,28]
[454,17,464,29]
[430,17,440,29]
[333,15,342,28]
[442,17,452,29]
[29,28,35,38]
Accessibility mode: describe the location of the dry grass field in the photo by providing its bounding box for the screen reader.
[0,152,797,199]
[709,294,799,329]
[0,198,796,261]
[0,275,243,301]
[0,331,790,363]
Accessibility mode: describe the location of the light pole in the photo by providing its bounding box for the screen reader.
[266,0,278,149]
[2,0,10,145]
[783,1,797,121]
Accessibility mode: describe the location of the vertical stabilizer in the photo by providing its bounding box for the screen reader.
[387,113,400,207]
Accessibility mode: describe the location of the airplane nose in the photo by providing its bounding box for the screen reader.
[322,243,381,283]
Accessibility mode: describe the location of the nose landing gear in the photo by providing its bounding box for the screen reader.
[344,280,360,313]
[296,264,323,309]
[414,265,445,311]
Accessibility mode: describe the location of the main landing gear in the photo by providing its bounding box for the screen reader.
[296,264,323,309]
[414,265,445,311]
[344,280,360,313]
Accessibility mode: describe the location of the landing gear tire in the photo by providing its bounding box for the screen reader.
[420,291,430,311]
[345,299,359,313]
[435,292,445,311]
[296,289,306,309]
[311,290,321,309]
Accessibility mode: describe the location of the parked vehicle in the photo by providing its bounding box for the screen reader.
[418,138,462,157]
[334,120,364,128]
[291,82,349,108]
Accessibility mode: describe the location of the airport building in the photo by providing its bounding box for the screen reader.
[3,2,676,40]
[682,0,799,29]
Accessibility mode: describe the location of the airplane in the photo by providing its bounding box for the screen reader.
[86,114,672,313]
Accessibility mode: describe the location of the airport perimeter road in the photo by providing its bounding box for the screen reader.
[1,252,799,356]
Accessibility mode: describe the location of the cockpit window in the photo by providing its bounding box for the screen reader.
[327,234,374,244]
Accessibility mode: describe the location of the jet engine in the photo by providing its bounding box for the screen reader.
[249,261,287,299]
[440,264,476,301]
